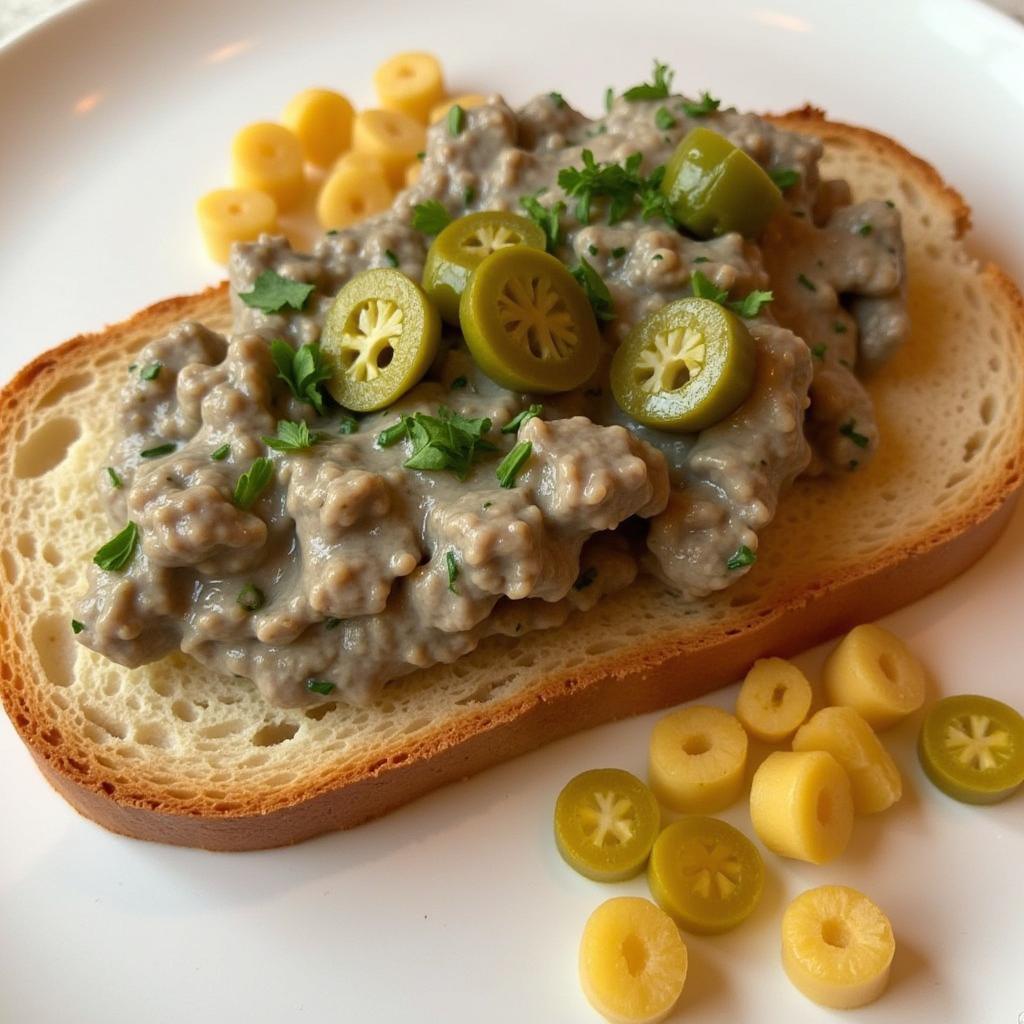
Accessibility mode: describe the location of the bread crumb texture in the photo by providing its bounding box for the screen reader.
[1,118,1022,822]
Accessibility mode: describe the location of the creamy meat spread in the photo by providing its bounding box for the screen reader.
[76,89,908,707]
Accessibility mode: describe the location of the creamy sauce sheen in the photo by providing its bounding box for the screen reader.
[76,91,908,707]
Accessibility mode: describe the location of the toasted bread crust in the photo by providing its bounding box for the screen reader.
[3,117,1023,849]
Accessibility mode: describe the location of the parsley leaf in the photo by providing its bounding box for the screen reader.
[496,441,533,488]
[337,415,359,435]
[681,91,721,117]
[376,419,410,448]
[728,289,774,318]
[857,223,873,237]
[71,619,85,634]
[234,457,274,509]
[572,258,614,322]
[463,185,476,205]
[797,272,817,292]
[382,407,496,480]
[106,467,123,489]
[447,103,465,136]
[623,60,674,101]
[519,192,565,252]
[238,270,315,313]
[94,522,139,572]
[210,443,231,461]
[654,106,677,130]
[446,550,459,593]
[384,249,399,267]
[262,420,321,452]
[502,404,543,434]
[306,679,336,696]
[237,584,265,612]
[839,419,870,449]
[411,200,452,235]
[690,269,728,304]
[811,344,827,360]
[637,165,676,224]
[269,340,331,415]
[140,442,176,459]
[140,362,162,381]
[548,91,566,109]
[833,321,848,334]
[769,167,800,191]
[726,545,756,570]
[558,149,643,225]
[450,376,468,389]
[612,246,627,258]
[604,86,614,112]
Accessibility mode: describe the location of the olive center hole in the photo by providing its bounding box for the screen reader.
[816,789,832,824]
[376,346,394,369]
[770,684,787,707]
[878,652,897,683]
[621,934,648,977]
[665,361,691,390]
[821,918,851,949]
[683,734,710,756]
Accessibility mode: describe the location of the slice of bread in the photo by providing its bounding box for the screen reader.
[2,113,1022,850]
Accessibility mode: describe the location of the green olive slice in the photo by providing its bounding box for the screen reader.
[647,816,764,934]
[554,768,661,882]
[660,126,783,239]
[422,211,547,324]
[321,267,440,412]
[610,297,755,432]
[918,694,1024,805]
[459,247,600,393]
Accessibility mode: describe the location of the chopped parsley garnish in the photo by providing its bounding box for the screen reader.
[839,419,870,449]
[325,617,342,630]
[237,584,265,612]
[106,466,123,489]
[681,91,721,117]
[337,415,359,435]
[769,167,800,191]
[548,91,566,109]
[94,522,138,572]
[885,199,895,208]
[692,255,709,264]
[447,103,465,136]
[588,244,599,256]
[306,679,336,696]
[450,376,468,390]
[502,404,542,434]
[654,106,677,130]
[797,272,817,292]
[496,440,533,489]
[233,457,273,509]
[379,407,496,480]
[811,344,827,360]
[612,246,627,258]
[263,420,320,452]
[519,192,565,252]
[416,151,426,161]
[604,86,614,112]
[411,200,452,235]
[140,442,176,459]
[573,566,598,591]
[463,185,476,205]
[71,619,85,634]
[269,340,331,415]
[238,270,315,313]
[210,443,231,461]
[623,60,674,101]
[384,249,399,267]
[572,258,615,322]
[726,544,756,571]
[446,550,459,593]
[636,165,676,223]
[559,149,642,225]
[833,321,848,334]
[139,362,162,381]
[690,270,772,318]
[857,223,874,237]
[652,254,663,262]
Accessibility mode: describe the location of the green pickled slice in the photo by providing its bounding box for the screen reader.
[554,768,661,882]
[918,694,1024,805]
[610,296,755,432]
[660,126,783,239]
[321,268,440,412]
[422,211,547,324]
[647,816,764,934]
[459,247,600,393]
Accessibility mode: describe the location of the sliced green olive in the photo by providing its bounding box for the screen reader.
[647,816,764,934]
[918,694,1024,805]
[423,211,547,324]
[660,126,783,239]
[321,268,440,412]
[610,297,755,432]
[459,247,600,393]
[554,768,661,882]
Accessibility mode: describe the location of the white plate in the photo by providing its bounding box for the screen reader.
[2,1,1023,1021]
